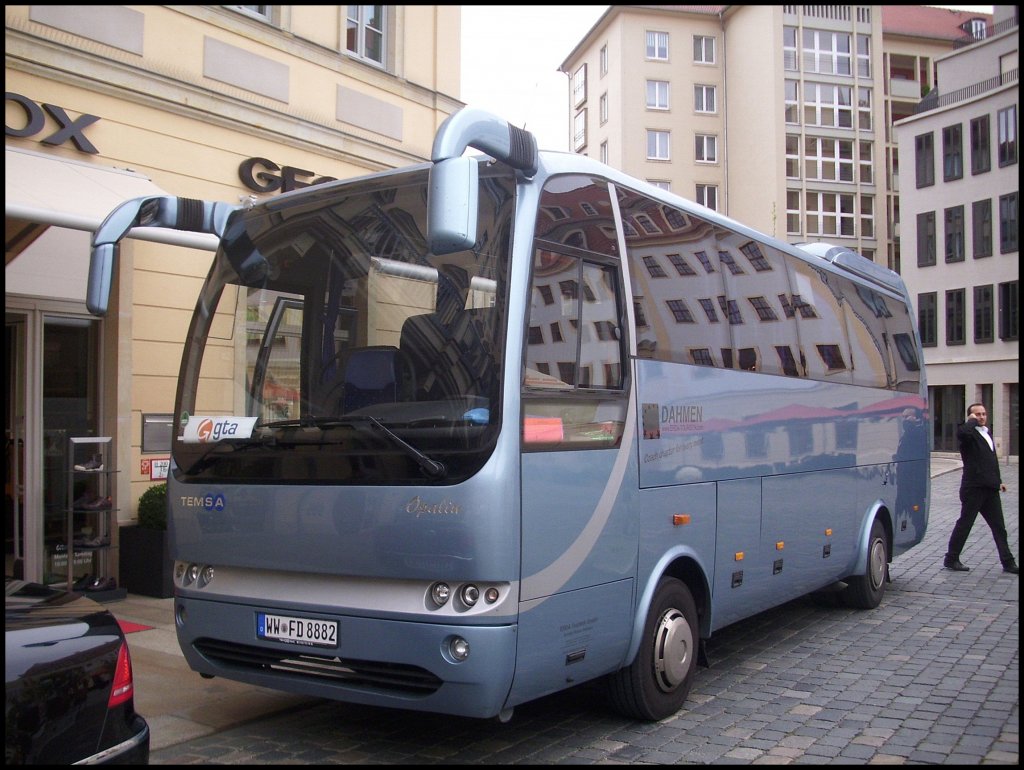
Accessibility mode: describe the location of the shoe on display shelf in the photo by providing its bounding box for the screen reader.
[74,454,104,472]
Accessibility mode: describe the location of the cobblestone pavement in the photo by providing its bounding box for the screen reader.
[151,462,1018,765]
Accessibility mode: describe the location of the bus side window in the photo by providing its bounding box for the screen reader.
[523,247,627,449]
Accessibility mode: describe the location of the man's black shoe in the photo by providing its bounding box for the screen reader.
[943,558,970,572]
[1003,563,1020,574]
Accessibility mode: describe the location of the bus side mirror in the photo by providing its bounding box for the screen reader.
[87,243,116,316]
[427,156,479,255]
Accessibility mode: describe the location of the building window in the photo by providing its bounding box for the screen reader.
[600,92,608,123]
[917,211,936,266]
[573,110,587,152]
[999,281,1019,340]
[1000,192,1018,253]
[696,184,718,211]
[997,106,1017,166]
[946,288,966,346]
[802,29,851,76]
[918,292,937,347]
[572,64,587,107]
[785,80,799,124]
[785,135,800,178]
[860,195,874,238]
[942,124,963,181]
[232,5,272,20]
[973,199,993,258]
[346,5,385,65]
[970,115,991,174]
[646,80,669,110]
[647,130,670,160]
[804,136,854,182]
[600,140,608,165]
[643,255,667,278]
[859,140,873,183]
[974,284,994,343]
[600,45,608,76]
[803,82,853,128]
[695,134,717,163]
[783,27,798,71]
[856,34,871,78]
[944,205,965,263]
[693,35,715,64]
[915,132,934,188]
[646,30,669,60]
[806,191,855,237]
[786,190,801,235]
[666,299,695,323]
[857,88,872,130]
[694,85,716,113]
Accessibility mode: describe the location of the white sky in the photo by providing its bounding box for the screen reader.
[460,6,608,153]
[460,5,994,154]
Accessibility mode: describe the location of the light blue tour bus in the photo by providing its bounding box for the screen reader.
[88,107,930,722]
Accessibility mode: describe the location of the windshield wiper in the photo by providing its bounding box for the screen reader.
[183,435,277,475]
[259,416,447,479]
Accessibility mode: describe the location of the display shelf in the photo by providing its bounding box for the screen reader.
[66,437,119,595]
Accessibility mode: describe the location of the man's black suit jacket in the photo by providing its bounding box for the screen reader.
[957,418,1003,489]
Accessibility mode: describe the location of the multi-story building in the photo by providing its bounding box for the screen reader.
[5,5,462,586]
[895,6,1018,455]
[560,4,1014,454]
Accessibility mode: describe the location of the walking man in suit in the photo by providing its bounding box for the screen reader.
[944,403,1019,574]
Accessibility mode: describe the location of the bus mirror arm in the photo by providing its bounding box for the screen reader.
[427,107,538,256]
[87,196,238,316]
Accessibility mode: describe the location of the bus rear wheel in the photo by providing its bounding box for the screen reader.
[606,577,698,721]
[843,518,888,609]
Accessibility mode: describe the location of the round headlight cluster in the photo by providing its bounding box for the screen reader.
[428,581,501,611]
[178,562,214,588]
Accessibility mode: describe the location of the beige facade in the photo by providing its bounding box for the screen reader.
[895,7,1019,457]
[5,5,462,585]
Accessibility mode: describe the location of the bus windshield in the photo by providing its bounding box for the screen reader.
[173,165,517,485]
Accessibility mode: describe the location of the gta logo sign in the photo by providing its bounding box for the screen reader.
[182,416,258,443]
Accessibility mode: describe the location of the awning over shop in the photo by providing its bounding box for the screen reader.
[5,146,220,263]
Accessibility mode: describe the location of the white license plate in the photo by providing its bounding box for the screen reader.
[257,612,338,648]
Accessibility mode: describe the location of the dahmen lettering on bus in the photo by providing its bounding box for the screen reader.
[661,404,704,426]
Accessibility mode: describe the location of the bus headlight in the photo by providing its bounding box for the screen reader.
[459,583,480,607]
[430,582,451,607]
[447,636,470,662]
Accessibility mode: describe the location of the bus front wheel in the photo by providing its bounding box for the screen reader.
[606,577,698,721]
[843,518,888,609]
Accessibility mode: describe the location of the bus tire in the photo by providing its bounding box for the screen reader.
[843,518,888,609]
[606,577,697,721]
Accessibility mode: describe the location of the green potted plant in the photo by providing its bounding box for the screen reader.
[119,482,173,597]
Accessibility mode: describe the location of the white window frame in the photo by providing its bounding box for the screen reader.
[786,190,802,235]
[805,191,856,237]
[803,82,853,128]
[649,180,671,191]
[573,110,587,152]
[600,140,609,164]
[857,87,872,130]
[802,29,851,76]
[804,137,854,182]
[696,184,718,210]
[859,141,873,183]
[695,134,717,164]
[646,80,669,110]
[346,5,386,66]
[600,92,608,124]
[600,45,608,76]
[783,26,798,71]
[573,64,588,108]
[856,34,871,78]
[786,134,801,178]
[694,84,716,114]
[646,30,669,61]
[693,35,715,64]
[785,79,800,124]
[647,129,671,161]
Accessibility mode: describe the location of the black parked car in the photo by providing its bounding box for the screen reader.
[5,579,149,764]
